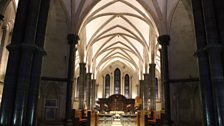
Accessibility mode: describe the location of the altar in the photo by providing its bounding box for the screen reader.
[96,94,135,113]
[97,111,137,126]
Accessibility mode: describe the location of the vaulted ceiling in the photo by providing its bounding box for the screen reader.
[80,0,158,76]
[0,0,188,79]
[69,0,182,78]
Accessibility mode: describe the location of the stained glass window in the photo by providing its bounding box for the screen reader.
[124,74,129,98]
[114,68,121,94]
[105,74,110,98]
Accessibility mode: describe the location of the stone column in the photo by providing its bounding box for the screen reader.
[89,79,93,110]
[91,79,96,110]
[11,0,42,125]
[201,0,224,125]
[215,1,224,70]
[26,0,50,125]
[0,0,30,124]
[143,74,150,110]
[158,35,172,126]
[86,73,92,110]
[65,34,79,126]
[149,63,156,111]
[96,84,99,100]
[79,63,86,109]
[139,80,144,109]
[191,0,216,125]
[159,49,165,110]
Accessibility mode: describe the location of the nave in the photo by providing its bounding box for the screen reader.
[71,94,162,126]
[1,0,224,126]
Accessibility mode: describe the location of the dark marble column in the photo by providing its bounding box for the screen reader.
[91,79,96,110]
[89,79,93,110]
[26,0,50,125]
[159,49,165,110]
[12,0,42,125]
[143,74,149,110]
[201,0,224,125]
[149,63,156,111]
[79,63,86,109]
[158,35,172,126]
[214,0,224,72]
[86,73,92,110]
[191,0,216,125]
[65,34,79,126]
[139,80,144,109]
[0,0,30,124]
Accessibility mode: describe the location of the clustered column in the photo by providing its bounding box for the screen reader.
[0,0,50,125]
[86,73,92,110]
[79,63,86,109]
[191,0,215,125]
[201,0,224,125]
[65,34,79,126]
[91,79,96,110]
[149,63,156,111]
[143,74,150,110]
[191,0,224,125]
[159,49,165,110]
[158,35,172,126]
[139,80,144,109]
[26,0,50,125]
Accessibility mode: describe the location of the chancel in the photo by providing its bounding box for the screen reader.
[0,0,224,126]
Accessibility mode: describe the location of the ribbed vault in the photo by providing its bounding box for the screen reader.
[78,0,160,79]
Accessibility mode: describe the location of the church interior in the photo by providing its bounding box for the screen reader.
[0,0,224,126]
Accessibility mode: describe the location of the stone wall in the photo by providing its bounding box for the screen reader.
[170,82,202,126]
[96,61,139,99]
[37,80,66,126]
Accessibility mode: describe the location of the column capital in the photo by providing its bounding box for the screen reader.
[86,73,92,79]
[86,72,92,74]
[143,73,149,76]
[0,14,4,21]
[79,62,86,66]
[158,35,170,46]
[149,63,156,67]
[67,34,79,45]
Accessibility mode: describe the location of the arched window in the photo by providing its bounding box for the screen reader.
[124,74,129,98]
[114,68,121,94]
[105,74,110,98]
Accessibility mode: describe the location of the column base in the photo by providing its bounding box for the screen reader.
[64,119,73,126]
